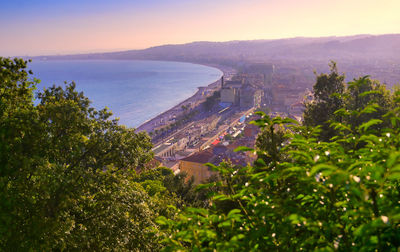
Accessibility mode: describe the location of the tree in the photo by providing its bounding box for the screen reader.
[304,63,394,143]
[158,75,400,251]
[303,62,345,141]
[0,58,164,250]
[344,76,393,130]
[254,113,293,164]
[136,167,214,209]
[0,58,42,248]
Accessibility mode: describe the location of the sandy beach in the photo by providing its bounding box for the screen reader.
[137,64,235,133]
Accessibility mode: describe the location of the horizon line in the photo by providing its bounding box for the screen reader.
[10,32,400,58]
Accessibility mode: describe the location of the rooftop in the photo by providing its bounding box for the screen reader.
[180,149,214,164]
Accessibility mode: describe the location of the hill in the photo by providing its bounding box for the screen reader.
[34,34,400,64]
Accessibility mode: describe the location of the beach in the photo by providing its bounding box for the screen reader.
[137,64,236,133]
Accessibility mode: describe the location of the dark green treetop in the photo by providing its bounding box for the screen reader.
[0,58,163,251]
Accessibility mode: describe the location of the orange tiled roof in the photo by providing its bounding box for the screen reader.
[180,150,214,163]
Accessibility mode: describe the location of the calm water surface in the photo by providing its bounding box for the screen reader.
[30,60,222,127]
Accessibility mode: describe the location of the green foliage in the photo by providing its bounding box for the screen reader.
[345,76,393,131]
[158,74,400,251]
[304,63,394,142]
[0,58,164,251]
[304,62,345,141]
[224,133,233,141]
[4,58,400,251]
[254,111,296,163]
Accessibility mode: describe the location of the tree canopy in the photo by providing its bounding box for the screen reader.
[2,58,400,251]
[0,58,164,250]
[304,63,394,141]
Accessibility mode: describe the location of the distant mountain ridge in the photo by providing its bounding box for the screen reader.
[34,34,400,65]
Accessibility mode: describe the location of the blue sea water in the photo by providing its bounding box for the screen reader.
[29,60,223,127]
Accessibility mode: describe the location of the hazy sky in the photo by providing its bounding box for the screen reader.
[1,0,399,56]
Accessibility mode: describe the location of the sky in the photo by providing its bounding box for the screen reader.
[1,0,399,56]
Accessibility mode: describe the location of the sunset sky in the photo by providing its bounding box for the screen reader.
[1,0,399,56]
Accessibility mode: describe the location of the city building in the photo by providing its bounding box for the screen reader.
[179,149,217,184]
[153,142,178,158]
[220,80,242,105]
[239,84,264,108]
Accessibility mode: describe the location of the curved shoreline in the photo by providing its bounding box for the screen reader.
[137,64,235,133]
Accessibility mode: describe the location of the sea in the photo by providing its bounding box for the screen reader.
[29,60,223,128]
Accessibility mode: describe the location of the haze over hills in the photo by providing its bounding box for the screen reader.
[34,34,400,63]
[33,34,400,87]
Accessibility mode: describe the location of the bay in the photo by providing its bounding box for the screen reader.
[29,60,223,127]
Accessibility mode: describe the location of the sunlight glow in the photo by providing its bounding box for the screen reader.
[0,0,399,56]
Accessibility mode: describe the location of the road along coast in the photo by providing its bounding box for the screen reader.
[136,65,235,134]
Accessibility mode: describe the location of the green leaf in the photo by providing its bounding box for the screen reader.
[330,122,352,132]
[311,164,337,176]
[359,90,381,97]
[388,173,400,180]
[234,146,254,152]
[254,158,266,167]
[359,103,379,114]
[227,209,242,218]
[334,108,350,116]
[387,152,400,168]
[212,194,230,201]
[156,216,168,226]
[281,118,298,125]
[358,119,382,132]
[218,220,231,228]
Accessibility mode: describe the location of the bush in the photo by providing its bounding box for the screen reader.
[158,78,400,251]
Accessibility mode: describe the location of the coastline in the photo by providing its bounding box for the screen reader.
[137,64,235,133]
